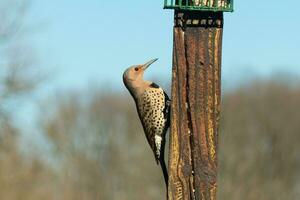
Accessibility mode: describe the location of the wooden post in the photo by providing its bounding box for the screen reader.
[168,11,223,200]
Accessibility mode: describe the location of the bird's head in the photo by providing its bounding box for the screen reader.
[123,58,158,92]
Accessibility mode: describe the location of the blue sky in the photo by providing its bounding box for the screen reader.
[27,0,300,91]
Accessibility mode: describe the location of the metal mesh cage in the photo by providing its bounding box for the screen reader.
[164,0,233,12]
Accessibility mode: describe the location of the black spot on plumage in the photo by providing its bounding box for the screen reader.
[150,82,160,88]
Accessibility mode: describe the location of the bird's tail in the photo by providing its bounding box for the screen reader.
[158,139,168,188]
[159,155,168,187]
[159,154,169,200]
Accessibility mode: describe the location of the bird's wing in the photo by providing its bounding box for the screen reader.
[163,91,171,123]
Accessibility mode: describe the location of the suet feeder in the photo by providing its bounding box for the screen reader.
[164,0,233,12]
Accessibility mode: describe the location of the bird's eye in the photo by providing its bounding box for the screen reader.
[134,67,139,71]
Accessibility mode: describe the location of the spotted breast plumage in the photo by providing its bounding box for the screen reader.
[138,86,170,162]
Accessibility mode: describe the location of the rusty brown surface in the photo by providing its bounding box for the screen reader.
[168,11,223,200]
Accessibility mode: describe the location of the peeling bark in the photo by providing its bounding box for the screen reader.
[168,11,223,200]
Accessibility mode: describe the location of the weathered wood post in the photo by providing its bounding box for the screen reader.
[164,1,233,199]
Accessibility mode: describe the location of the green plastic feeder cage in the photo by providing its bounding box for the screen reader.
[164,0,233,12]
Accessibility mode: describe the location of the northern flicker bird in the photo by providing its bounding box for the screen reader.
[123,58,170,186]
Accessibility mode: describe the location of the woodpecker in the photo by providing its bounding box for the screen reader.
[123,58,170,186]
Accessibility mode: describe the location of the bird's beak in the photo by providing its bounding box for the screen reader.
[142,58,158,70]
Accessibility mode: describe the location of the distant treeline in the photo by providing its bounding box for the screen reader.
[1,78,299,200]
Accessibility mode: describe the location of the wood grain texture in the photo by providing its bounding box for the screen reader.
[168,11,223,200]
